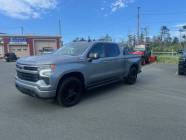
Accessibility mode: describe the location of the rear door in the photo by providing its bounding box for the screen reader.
[103,43,124,77]
[123,47,132,76]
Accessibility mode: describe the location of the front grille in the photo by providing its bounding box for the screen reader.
[17,71,39,82]
[16,64,38,71]
[24,66,38,71]
[179,60,186,65]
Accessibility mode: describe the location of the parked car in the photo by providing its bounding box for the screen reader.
[40,47,56,55]
[15,41,142,107]
[4,53,17,62]
[178,49,186,75]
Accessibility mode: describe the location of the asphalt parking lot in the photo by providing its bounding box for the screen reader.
[0,62,186,140]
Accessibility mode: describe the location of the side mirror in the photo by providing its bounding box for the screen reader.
[88,53,100,61]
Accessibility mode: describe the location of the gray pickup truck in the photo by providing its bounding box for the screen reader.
[15,41,141,107]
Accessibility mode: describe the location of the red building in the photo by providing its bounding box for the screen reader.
[0,35,61,58]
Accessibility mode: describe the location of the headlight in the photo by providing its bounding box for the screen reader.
[38,64,56,77]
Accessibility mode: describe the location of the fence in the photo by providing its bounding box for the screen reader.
[152,50,179,56]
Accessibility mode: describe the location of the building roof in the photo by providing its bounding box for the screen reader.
[0,34,62,39]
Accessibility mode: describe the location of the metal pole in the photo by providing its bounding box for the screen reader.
[21,26,24,35]
[179,29,183,48]
[59,19,62,36]
[144,27,148,42]
[137,7,141,45]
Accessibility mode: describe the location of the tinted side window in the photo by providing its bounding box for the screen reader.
[105,44,120,57]
[89,44,105,58]
[183,51,186,56]
[123,47,129,55]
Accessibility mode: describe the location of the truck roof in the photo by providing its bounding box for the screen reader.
[69,41,118,47]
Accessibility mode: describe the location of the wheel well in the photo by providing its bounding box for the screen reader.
[131,64,139,71]
[56,72,85,94]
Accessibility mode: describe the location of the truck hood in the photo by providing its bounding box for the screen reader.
[17,54,80,65]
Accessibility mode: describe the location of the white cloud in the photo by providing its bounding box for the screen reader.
[111,0,134,12]
[175,23,186,28]
[101,7,105,11]
[0,0,57,19]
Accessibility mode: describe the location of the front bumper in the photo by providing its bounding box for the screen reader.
[15,76,56,99]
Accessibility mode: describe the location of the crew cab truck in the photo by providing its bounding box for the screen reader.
[15,41,142,107]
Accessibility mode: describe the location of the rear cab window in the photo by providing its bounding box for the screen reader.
[123,47,130,55]
[88,43,120,58]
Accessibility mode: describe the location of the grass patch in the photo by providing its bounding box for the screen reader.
[157,55,179,64]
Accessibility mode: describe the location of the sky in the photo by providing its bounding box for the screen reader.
[0,0,186,43]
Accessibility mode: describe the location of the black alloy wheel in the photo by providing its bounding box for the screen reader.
[57,77,83,107]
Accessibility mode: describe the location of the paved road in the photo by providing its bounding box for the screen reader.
[0,62,186,140]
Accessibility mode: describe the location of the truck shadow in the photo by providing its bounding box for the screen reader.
[21,81,128,109]
[81,81,127,102]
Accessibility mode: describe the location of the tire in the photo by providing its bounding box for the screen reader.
[178,70,184,75]
[125,67,138,85]
[145,57,150,64]
[57,77,83,107]
[141,57,146,65]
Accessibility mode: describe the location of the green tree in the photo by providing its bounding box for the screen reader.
[172,37,179,44]
[99,34,112,42]
[139,33,145,44]
[160,26,170,44]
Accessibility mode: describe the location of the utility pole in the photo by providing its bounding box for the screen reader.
[142,27,148,44]
[137,7,141,45]
[179,29,182,42]
[58,18,62,36]
[144,27,148,38]
[179,29,183,48]
[21,26,24,35]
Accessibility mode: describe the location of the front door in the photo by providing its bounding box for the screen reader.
[86,43,112,86]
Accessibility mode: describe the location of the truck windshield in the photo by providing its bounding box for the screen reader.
[54,42,90,56]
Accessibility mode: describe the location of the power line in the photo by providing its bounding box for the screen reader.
[142,12,186,16]
[142,20,186,24]
[0,26,21,29]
